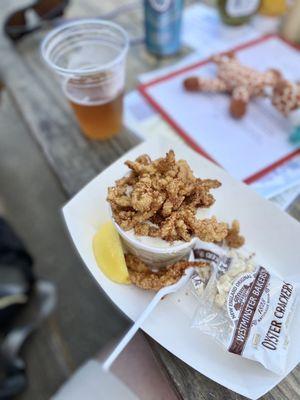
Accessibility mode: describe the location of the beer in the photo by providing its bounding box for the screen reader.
[68,93,123,140]
[64,72,124,140]
[41,20,129,141]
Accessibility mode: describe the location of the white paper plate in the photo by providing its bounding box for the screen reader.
[63,136,300,399]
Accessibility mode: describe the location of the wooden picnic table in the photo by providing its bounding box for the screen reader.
[1,1,300,399]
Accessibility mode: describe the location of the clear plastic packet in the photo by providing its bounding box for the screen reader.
[189,241,225,298]
[190,239,298,375]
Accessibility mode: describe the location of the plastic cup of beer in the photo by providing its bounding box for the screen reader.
[41,19,129,140]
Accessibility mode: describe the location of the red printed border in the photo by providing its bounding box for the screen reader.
[138,34,300,184]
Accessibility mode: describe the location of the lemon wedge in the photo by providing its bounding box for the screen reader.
[93,221,130,284]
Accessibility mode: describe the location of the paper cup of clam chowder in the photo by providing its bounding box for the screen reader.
[111,208,211,269]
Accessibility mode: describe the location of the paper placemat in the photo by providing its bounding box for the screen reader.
[139,35,300,183]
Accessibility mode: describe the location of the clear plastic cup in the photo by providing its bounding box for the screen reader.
[41,19,129,140]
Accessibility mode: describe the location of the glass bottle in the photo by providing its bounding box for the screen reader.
[218,0,260,26]
[259,0,287,16]
[281,0,300,43]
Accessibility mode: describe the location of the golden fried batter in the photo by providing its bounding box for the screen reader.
[125,253,149,272]
[225,220,245,248]
[194,217,228,243]
[125,254,208,291]
[187,179,221,208]
[107,150,229,243]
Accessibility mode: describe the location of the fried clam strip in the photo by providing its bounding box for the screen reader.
[194,216,228,243]
[225,220,245,248]
[107,150,230,243]
[125,254,208,291]
[185,178,221,208]
[158,209,228,243]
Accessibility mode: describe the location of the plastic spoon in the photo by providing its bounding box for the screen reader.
[102,267,194,372]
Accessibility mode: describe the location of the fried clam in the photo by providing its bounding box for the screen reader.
[107,150,244,248]
[125,254,208,291]
[225,220,245,249]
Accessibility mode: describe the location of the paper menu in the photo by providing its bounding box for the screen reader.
[139,36,300,182]
[251,154,300,199]
[271,184,300,210]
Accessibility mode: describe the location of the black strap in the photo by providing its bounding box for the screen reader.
[0,281,56,399]
[0,360,26,400]
[0,217,35,289]
[0,220,56,398]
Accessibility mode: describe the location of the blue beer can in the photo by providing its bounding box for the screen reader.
[144,0,183,56]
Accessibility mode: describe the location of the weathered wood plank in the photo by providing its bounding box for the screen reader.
[150,338,300,400]
[0,33,140,195]
[149,338,248,400]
